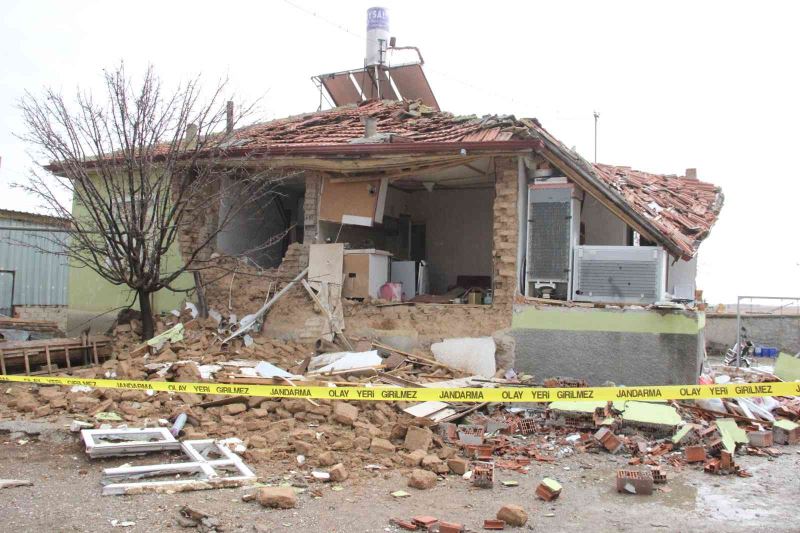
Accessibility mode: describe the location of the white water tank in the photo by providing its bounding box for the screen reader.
[365,7,390,66]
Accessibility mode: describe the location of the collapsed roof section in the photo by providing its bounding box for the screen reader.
[592,164,724,260]
[221,99,723,259]
[224,99,538,150]
[48,98,723,259]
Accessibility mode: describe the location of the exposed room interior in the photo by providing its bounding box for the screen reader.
[316,157,496,303]
[216,175,306,268]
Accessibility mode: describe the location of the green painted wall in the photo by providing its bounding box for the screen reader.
[67,180,195,316]
[511,305,704,335]
[68,246,194,315]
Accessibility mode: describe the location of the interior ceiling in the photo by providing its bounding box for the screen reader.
[391,157,494,191]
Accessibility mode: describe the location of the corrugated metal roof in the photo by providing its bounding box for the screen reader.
[0,217,68,306]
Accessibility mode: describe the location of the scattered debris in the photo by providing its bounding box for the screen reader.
[496,505,528,527]
[408,469,438,490]
[255,486,297,509]
[535,478,562,501]
[100,439,256,496]
[616,469,654,495]
[81,427,180,458]
[0,479,33,489]
[483,519,506,530]
[178,505,221,532]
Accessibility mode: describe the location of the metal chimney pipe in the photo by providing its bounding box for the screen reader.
[185,123,198,148]
[226,101,234,134]
[362,116,377,138]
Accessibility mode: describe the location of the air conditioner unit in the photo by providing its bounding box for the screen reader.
[525,184,579,300]
[572,245,666,304]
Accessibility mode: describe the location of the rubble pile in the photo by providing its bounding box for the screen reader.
[2,294,800,512]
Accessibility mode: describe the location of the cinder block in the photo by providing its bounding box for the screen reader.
[684,445,706,463]
[616,469,654,495]
[748,430,773,448]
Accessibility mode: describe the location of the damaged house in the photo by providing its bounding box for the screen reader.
[65,23,723,387]
[178,98,722,386]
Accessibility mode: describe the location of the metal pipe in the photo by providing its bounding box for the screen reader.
[221,266,309,344]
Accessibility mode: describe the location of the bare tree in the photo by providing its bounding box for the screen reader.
[18,64,284,340]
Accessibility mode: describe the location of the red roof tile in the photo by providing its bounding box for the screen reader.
[591,164,723,258]
[227,100,536,149]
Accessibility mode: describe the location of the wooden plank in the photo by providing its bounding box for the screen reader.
[300,278,354,351]
[308,244,344,290]
[92,342,99,365]
[372,341,463,375]
[45,346,52,375]
[318,176,380,224]
[65,347,71,369]
[23,350,30,376]
[0,349,5,375]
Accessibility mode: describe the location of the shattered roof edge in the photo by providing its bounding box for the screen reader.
[538,138,688,259]
[45,139,545,174]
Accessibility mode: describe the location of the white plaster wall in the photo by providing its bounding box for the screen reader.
[581,194,627,245]
[407,188,493,293]
[667,255,698,299]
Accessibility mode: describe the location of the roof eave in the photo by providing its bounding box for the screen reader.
[44,139,545,174]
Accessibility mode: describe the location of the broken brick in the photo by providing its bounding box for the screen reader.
[223,403,247,415]
[747,430,773,448]
[684,445,706,463]
[483,519,506,530]
[412,516,439,528]
[329,463,348,482]
[496,505,527,527]
[535,478,562,501]
[594,427,624,454]
[332,402,359,426]
[773,422,800,445]
[472,461,495,488]
[369,438,396,455]
[447,457,468,475]
[616,469,654,495]
[408,469,438,490]
[255,487,297,509]
[404,425,433,451]
[438,521,465,533]
[391,518,418,531]
[401,449,427,466]
[650,466,667,484]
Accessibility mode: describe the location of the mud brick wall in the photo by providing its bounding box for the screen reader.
[491,157,519,310]
[194,160,520,342]
[203,243,310,313]
[9,305,67,333]
[263,295,509,346]
[176,177,221,266]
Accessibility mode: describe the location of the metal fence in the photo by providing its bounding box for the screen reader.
[0,217,69,309]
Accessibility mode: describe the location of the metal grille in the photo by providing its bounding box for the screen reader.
[575,259,658,300]
[528,201,570,281]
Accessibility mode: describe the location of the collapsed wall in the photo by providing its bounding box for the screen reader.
[198,158,521,352]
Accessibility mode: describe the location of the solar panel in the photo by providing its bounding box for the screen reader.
[387,64,439,110]
[352,69,398,101]
[314,63,438,108]
[319,73,362,107]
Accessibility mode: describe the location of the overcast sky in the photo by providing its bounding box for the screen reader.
[1,0,798,305]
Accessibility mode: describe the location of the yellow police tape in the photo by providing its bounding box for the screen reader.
[0,374,797,403]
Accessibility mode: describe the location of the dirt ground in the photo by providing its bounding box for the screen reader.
[1,420,798,533]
